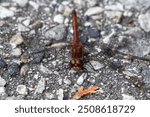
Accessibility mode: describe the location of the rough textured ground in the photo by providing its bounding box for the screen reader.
[0,0,150,100]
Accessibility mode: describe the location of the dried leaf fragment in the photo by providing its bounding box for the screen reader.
[73,86,99,99]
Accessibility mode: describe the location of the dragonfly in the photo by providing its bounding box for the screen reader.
[69,10,84,71]
[48,9,150,89]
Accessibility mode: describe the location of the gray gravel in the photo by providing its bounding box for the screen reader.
[0,0,150,100]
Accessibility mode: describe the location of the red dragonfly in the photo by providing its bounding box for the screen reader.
[69,10,84,71]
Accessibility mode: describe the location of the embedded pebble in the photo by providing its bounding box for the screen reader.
[63,78,71,85]
[30,20,43,30]
[23,19,30,26]
[74,0,86,6]
[103,29,115,44]
[84,7,104,16]
[0,6,14,19]
[39,64,52,74]
[45,24,66,40]
[50,42,69,48]
[105,3,124,11]
[77,73,87,85]
[105,11,123,23]
[54,14,64,24]
[61,1,70,5]
[0,21,5,27]
[57,89,64,100]
[122,94,135,100]
[7,62,20,77]
[13,0,28,7]
[63,6,72,16]
[10,33,24,48]
[0,76,6,87]
[18,23,30,32]
[58,79,63,85]
[11,48,22,57]
[122,71,137,77]
[20,65,28,76]
[0,58,6,69]
[29,1,39,10]
[21,53,28,63]
[16,85,27,95]
[88,28,100,38]
[86,0,98,7]
[58,5,64,12]
[90,61,105,70]
[0,87,5,94]
[84,22,92,27]
[45,93,55,99]
[34,78,45,94]
[138,13,150,32]
[30,52,44,64]
[125,27,144,38]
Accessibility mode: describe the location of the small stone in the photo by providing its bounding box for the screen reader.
[13,0,28,7]
[0,87,5,94]
[122,71,137,77]
[119,0,150,10]
[62,1,70,5]
[58,5,64,12]
[84,7,104,16]
[63,6,72,16]
[0,57,6,69]
[105,3,124,11]
[0,76,6,87]
[84,22,92,27]
[0,6,14,19]
[18,23,30,32]
[122,94,135,100]
[103,29,115,44]
[11,48,22,57]
[50,42,69,48]
[64,78,71,85]
[10,33,24,48]
[0,21,5,27]
[86,0,98,7]
[16,85,27,95]
[88,28,100,38]
[90,61,104,70]
[104,11,123,23]
[34,74,39,79]
[77,73,87,85]
[58,79,63,85]
[34,78,45,94]
[20,65,28,76]
[30,20,43,30]
[45,93,55,99]
[29,1,39,10]
[44,7,50,13]
[54,14,64,24]
[57,89,64,100]
[74,0,85,6]
[30,52,44,64]
[125,27,144,38]
[138,13,150,32]
[21,53,29,63]
[45,24,66,41]
[39,64,52,74]
[7,62,20,76]
[23,19,30,26]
